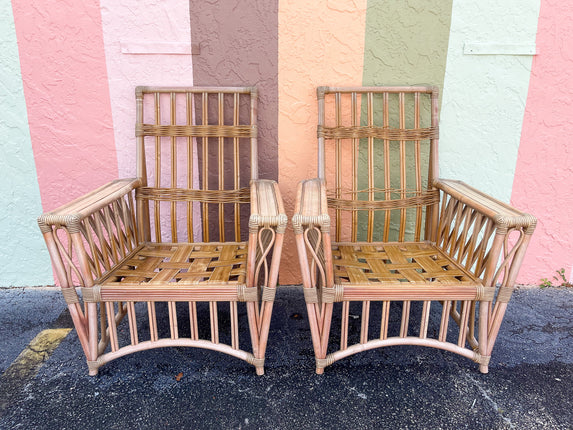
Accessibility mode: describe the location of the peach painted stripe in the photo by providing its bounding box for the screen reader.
[278,1,367,284]
[511,0,573,283]
[12,0,118,210]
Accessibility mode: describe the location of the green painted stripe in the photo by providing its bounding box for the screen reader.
[357,1,453,241]
[362,0,453,93]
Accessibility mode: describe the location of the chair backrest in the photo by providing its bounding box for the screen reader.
[135,86,258,244]
[317,86,439,243]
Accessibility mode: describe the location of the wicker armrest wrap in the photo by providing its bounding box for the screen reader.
[38,178,140,233]
[292,178,331,234]
[249,179,287,234]
[434,179,537,234]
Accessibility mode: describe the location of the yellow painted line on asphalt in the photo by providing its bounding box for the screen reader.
[0,328,72,415]
[1,328,72,381]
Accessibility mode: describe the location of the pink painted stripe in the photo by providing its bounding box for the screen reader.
[12,0,118,211]
[511,0,573,283]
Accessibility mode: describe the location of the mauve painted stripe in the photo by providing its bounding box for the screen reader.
[12,0,118,211]
[189,0,279,181]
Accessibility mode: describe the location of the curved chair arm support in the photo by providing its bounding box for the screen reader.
[293,179,334,295]
[38,178,141,358]
[435,178,537,356]
[434,178,537,297]
[38,178,141,291]
[38,178,141,233]
[247,180,287,293]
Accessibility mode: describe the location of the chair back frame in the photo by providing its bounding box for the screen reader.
[316,86,440,243]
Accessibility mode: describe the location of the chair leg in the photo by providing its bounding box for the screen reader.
[478,301,490,374]
[305,301,327,374]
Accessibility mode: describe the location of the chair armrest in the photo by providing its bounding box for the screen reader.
[292,178,331,234]
[247,180,287,293]
[38,178,141,291]
[434,178,536,295]
[434,179,536,234]
[38,178,141,232]
[249,179,287,233]
[293,179,334,295]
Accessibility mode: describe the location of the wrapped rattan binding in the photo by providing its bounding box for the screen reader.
[136,124,256,138]
[328,189,439,211]
[136,187,250,203]
[61,287,80,304]
[318,124,438,140]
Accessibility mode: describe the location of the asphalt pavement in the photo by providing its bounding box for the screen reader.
[0,285,571,429]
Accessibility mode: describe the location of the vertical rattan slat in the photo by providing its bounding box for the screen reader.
[154,92,162,243]
[189,301,198,340]
[367,92,374,242]
[186,93,194,242]
[360,301,370,344]
[341,301,349,350]
[351,92,358,242]
[383,92,391,241]
[233,92,241,241]
[170,92,178,243]
[399,92,407,241]
[201,92,209,242]
[218,92,225,242]
[414,92,423,241]
[335,92,342,242]
[127,302,138,345]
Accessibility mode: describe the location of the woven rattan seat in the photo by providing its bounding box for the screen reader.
[39,87,286,375]
[99,243,248,287]
[333,242,478,286]
[294,86,536,374]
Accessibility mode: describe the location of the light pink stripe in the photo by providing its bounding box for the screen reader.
[12,0,118,211]
[512,0,573,283]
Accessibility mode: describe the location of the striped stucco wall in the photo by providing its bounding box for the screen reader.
[511,0,573,283]
[0,0,51,285]
[278,0,368,284]
[440,0,541,201]
[2,0,572,286]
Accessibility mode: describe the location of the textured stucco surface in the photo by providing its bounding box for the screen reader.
[359,0,453,241]
[189,0,278,182]
[439,0,540,202]
[278,0,367,283]
[0,0,51,286]
[12,0,119,210]
[101,0,194,179]
[362,0,453,90]
[2,1,571,287]
[511,0,573,283]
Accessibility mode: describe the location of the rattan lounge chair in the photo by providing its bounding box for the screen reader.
[38,86,286,375]
[293,86,536,374]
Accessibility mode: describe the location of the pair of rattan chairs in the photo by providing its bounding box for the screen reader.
[38,86,536,376]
